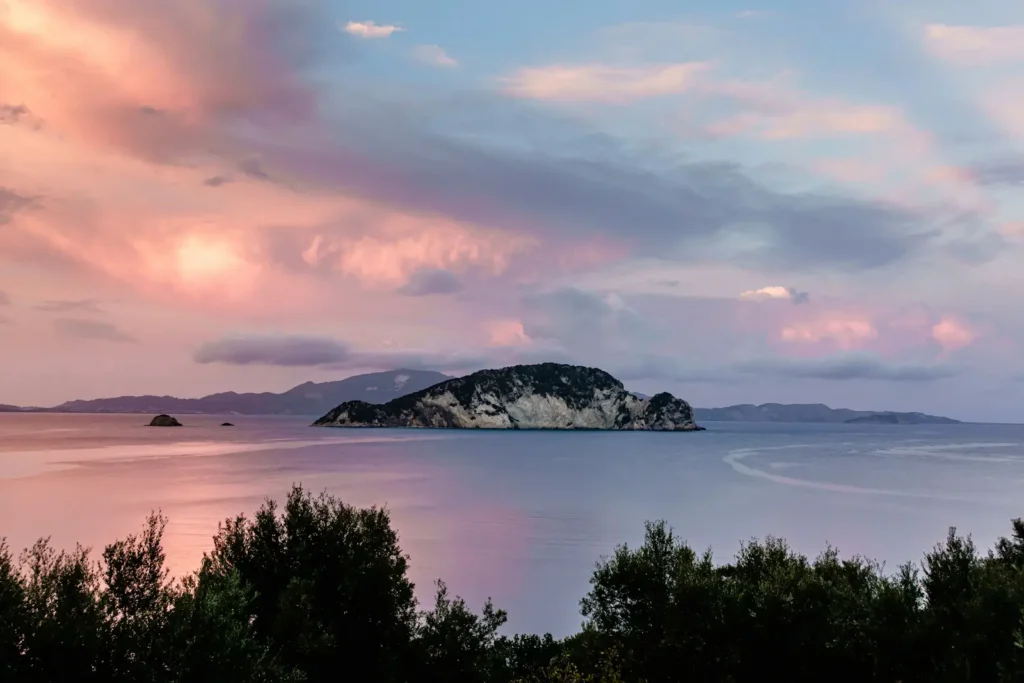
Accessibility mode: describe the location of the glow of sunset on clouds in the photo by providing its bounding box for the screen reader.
[0,0,1021,422]
[781,316,878,350]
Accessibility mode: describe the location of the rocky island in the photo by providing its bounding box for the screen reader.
[312,363,703,431]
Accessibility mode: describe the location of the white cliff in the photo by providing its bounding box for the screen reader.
[311,363,703,431]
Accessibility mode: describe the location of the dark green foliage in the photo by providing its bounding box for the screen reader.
[383,363,622,414]
[166,566,301,682]
[7,490,1024,681]
[18,539,107,681]
[313,399,387,425]
[414,580,508,682]
[314,363,633,427]
[204,486,418,683]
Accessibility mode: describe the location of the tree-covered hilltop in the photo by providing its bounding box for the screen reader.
[313,363,701,431]
[4,487,1024,682]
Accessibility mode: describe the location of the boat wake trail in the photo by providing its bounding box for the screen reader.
[722,446,979,502]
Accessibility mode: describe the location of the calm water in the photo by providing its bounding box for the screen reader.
[2,413,1024,635]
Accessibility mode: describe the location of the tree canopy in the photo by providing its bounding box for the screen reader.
[3,485,1024,682]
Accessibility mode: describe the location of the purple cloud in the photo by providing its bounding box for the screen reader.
[194,335,352,366]
[396,268,464,296]
[53,318,136,343]
[734,352,957,382]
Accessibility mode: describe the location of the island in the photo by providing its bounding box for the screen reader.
[694,403,960,424]
[312,363,704,431]
[843,412,959,425]
[148,414,182,427]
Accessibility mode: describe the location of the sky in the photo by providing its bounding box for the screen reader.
[2,0,1024,421]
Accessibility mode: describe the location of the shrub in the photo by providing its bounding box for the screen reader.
[4,486,1024,682]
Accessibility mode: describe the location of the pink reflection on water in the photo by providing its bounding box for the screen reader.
[0,415,533,614]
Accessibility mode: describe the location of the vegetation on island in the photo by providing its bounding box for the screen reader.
[4,485,1024,682]
[314,363,700,430]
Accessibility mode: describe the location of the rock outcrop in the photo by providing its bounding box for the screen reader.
[148,414,182,427]
[312,363,703,431]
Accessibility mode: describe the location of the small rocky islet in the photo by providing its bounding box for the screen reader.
[312,363,704,431]
[148,414,182,427]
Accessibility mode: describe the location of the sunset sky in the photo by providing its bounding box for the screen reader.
[2,0,1023,421]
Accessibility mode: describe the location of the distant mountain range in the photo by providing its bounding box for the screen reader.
[3,370,451,416]
[693,403,960,425]
[1,370,960,424]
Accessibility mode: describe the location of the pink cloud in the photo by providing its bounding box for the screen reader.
[697,75,990,213]
[708,104,904,140]
[931,316,977,352]
[1001,221,1024,238]
[0,122,537,314]
[0,0,319,160]
[982,83,1024,143]
[924,24,1024,65]
[485,320,532,347]
[697,74,918,142]
[780,314,878,350]
[776,306,983,359]
[501,62,711,103]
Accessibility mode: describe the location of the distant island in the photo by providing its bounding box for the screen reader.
[0,369,960,425]
[694,403,960,425]
[313,363,703,431]
[0,370,451,416]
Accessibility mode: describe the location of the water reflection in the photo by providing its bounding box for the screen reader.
[2,414,1024,635]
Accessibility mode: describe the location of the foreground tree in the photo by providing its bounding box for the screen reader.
[6,486,1024,681]
[203,486,418,682]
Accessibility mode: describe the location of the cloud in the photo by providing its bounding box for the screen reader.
[343,21,404,39]
[740,286,809,304]
[194,335,352,366]
[701,77,913,140]
[239,159,271,180]
[485,320,531,347]
[812,158,884,184]
[924,24,1024,65]
[521,287,655,349]
[260,108,944,272]
[0,187,34,225]
[0,0,333,162]
[34,299,104,313]
[971,157,1024,186]
[53,318,135,343]
[413,44,457,67]
[1002,222,1024,237]
[0,103,40,127]
[192,333,507,372]
[612,354,735,384]
[0,0,962,288]
[396,268,463,296]
[203,175,230,187]
[780,315,878,350]
[0,291,9,305]
[501,62,710,103]
[735,353,957,382]
[931,316,977,352]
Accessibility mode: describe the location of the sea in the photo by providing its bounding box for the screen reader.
[2,412,1024,636]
